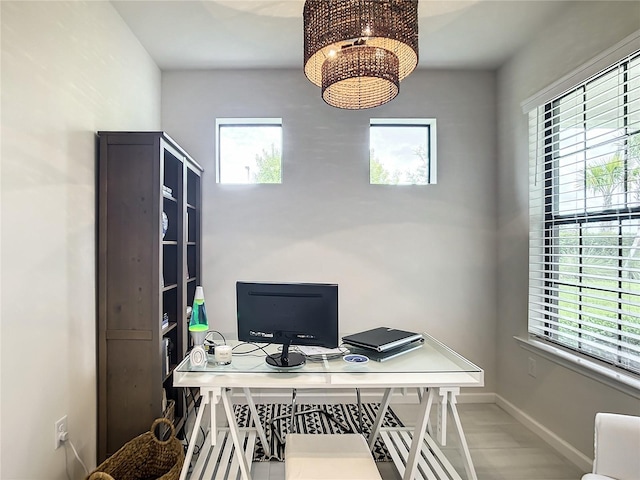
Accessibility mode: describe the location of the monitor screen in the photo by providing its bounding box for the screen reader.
[236,281,338,368]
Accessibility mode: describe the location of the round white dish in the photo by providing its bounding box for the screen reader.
[343,353,369,364]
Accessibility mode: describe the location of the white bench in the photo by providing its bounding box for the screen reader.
[285,434,382,480]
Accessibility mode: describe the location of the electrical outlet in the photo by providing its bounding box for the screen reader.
[528,357,537,378]
[54,415,68,449]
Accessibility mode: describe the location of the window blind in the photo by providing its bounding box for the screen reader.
[528,50,640,375]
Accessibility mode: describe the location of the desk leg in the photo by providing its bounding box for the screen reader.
[403,387,436,480]
[367,388,393,450]
[437,388,448,446]
[356,388,363,434]
[210,389,218,447]
[221,387,252,480]
[180,389,211,480]
[445,388,477,480]
[417,387,434,438]
[242,387,270,458]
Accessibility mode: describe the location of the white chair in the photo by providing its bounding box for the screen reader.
[581,412,640,480]
[285,433,382,480]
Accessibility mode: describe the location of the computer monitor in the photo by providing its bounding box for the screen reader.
[236,281,338,368]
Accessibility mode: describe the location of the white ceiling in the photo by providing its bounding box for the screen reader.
[111,0,569,71]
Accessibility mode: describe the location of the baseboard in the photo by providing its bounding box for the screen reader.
[495,394,592,472]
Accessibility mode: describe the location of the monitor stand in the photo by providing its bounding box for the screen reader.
[266,341,305,368]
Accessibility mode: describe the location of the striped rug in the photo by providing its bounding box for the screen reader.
[234,403,403,462]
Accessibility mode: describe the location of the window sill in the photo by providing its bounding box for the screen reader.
[514,336,640,399]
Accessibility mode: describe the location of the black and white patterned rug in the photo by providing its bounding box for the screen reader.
[234,403,403,462]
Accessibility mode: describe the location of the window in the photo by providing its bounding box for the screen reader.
[216,118,282,184]
[369,119,437,185]
[528,51,640,375]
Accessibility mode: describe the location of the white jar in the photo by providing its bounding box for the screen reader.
[215,345,232,365]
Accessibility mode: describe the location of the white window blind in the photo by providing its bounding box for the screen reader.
[528,50,640,375]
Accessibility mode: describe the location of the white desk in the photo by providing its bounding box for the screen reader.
[174,333,484,480]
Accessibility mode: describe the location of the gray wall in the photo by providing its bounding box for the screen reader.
[0,2,161,479]
[496,0,640,463]
[162,69,498,394]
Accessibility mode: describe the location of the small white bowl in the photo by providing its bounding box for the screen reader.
[343,354,369,364]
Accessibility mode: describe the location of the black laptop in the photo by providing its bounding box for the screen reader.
[347,340,424,362]
[342,327,423,352]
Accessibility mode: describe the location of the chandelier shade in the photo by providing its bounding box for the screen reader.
[322,46,400,110]
[303,0,419,109]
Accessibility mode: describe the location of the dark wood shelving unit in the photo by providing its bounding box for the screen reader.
[97,131,203,462]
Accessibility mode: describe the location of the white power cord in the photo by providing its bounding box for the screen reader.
[60,432,89,478]
[67,439,89,475]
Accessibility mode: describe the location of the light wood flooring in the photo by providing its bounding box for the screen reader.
[249,403,586,480]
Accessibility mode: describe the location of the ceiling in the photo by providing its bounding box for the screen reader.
[111,0,569,71]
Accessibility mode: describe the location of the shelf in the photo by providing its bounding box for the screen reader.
[163,240,178,246]
[187,277,197,283]
[187,242,196,246]
[190,429,256,479]
[163,193,178,203]
[380,428,463,480]
[162,284,178,292]
[162,322,178,335]
[186,203,196,210]
[163,364,177,383]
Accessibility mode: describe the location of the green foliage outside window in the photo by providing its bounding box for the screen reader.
[253,145,281,183]
[369,146,428,185]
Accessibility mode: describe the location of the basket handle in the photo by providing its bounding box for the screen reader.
[150,417,176,444]
[87,473,115,480]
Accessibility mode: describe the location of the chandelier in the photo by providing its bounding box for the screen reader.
[303,0,419,110]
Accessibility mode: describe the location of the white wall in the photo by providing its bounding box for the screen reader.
[162,68,498,393]
[0,2,161,479]
[497,0,640,465]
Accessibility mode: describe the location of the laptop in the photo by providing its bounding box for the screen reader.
[347,339,424,362]
[342,327,423,352]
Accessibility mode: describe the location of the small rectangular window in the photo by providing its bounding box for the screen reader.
[216,118,282,184]
[369,118,437,185]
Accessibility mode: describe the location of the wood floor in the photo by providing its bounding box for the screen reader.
[249,403,586,480]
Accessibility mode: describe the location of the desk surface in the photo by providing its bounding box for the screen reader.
[174,333,484,390]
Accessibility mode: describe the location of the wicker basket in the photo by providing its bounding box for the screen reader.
[87,418,184,480]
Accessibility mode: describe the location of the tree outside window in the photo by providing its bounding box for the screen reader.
[369,119,437,185]
[216,119,282,184]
